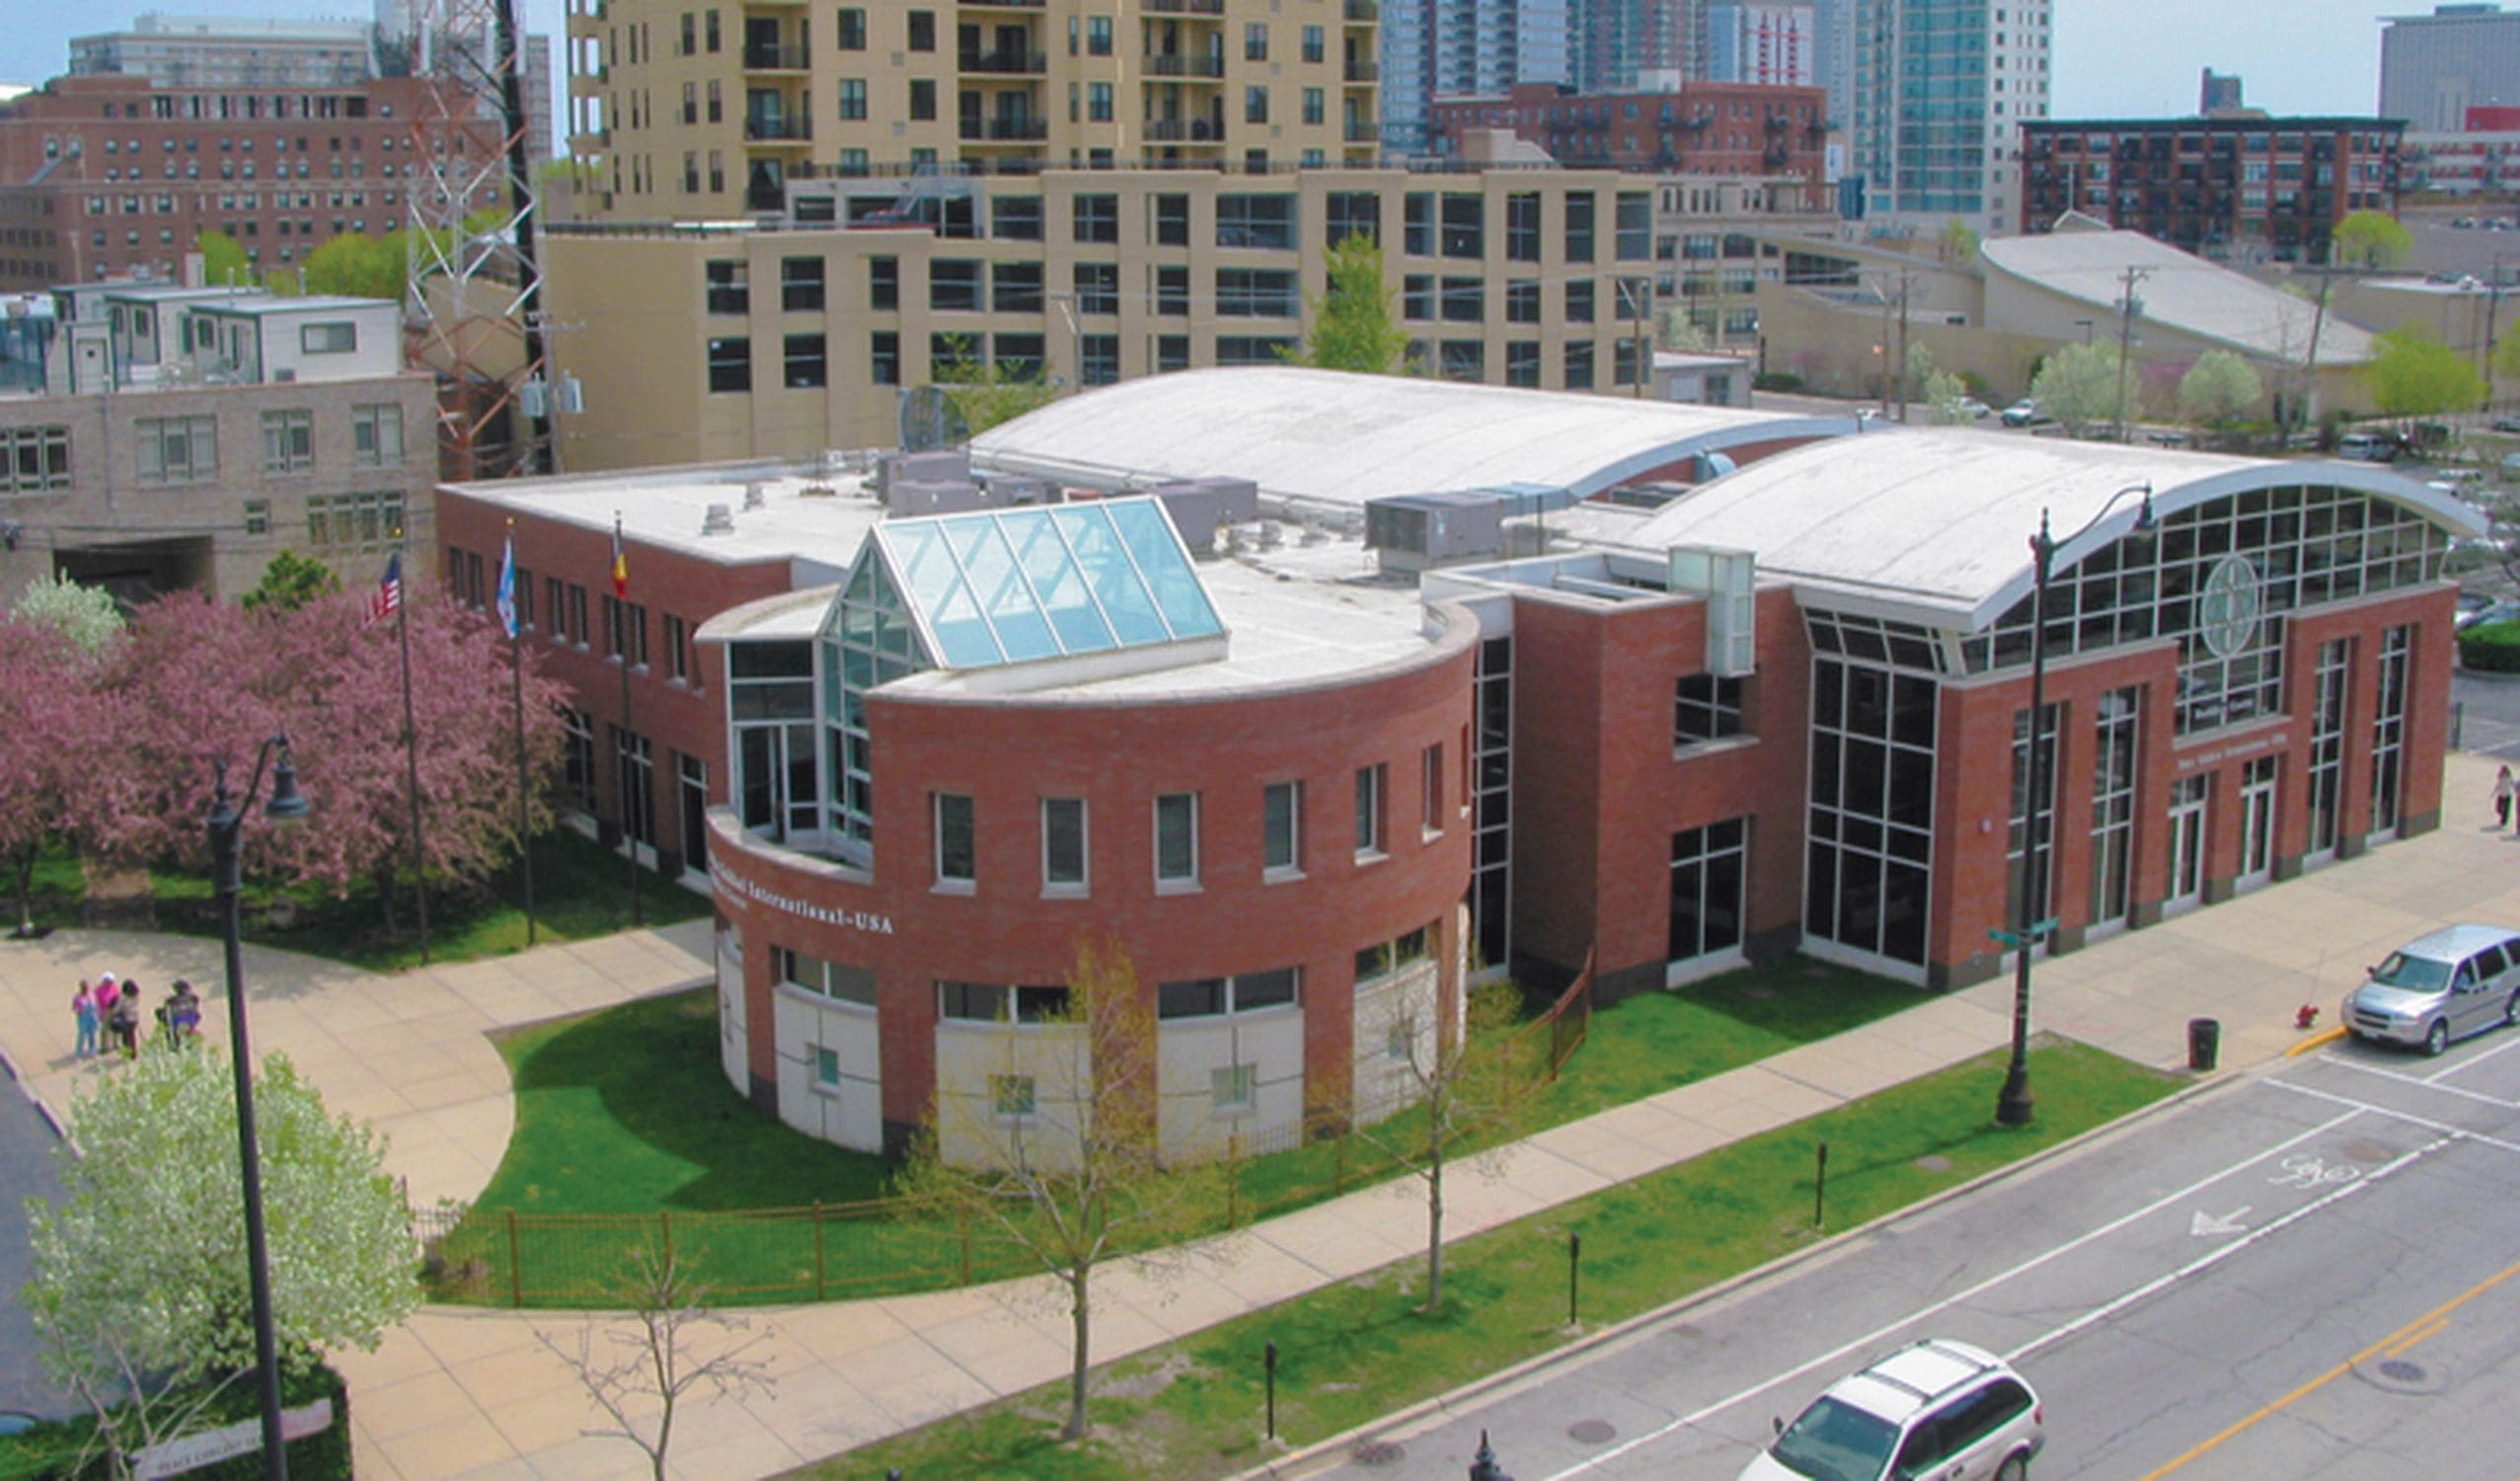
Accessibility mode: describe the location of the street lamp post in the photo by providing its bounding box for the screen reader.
[1995,484,2154,1129]
[208,734,311,1480]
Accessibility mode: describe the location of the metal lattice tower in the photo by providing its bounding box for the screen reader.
[402,0,554,480]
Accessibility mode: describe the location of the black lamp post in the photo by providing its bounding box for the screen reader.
[1995,484,2154,1129]
[208,734,310,1480]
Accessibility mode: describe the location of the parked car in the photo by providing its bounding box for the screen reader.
[2341,924,2520,1055]
[2491,415,2520,433]
[1737,1338,2043,1481]
[1999,399,2047,428]
[1952,397,1994,421]
[2457,595,2520,629]
[2337,430,2406,462]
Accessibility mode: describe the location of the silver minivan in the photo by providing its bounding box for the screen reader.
[2341,924,2520,1054]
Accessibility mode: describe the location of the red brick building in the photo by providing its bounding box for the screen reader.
[0,73,504,291]
[437,368,2478,1164]
[2019,116,2404,264]
[1428,81,1826,184]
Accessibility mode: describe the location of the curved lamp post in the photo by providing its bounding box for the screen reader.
[208,733,310,1479]
[1996,483,2155,1129]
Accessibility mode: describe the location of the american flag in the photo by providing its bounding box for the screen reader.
[363,551,402,630]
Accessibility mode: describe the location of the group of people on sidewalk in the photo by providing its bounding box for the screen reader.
[68,972,202,1061]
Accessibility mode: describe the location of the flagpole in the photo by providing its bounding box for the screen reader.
[616,511,643,928]
[505,520,537,947]
[397,529,431,965]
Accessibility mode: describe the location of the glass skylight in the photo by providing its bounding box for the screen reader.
[867,496,1224,671]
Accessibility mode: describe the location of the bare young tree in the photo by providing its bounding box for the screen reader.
[1347,940,1534,1315]
[897,935,1217,1442]
[48,1331,242,1480]
[537,1245,775,1481]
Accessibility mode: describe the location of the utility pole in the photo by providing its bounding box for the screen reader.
[1628,277,1654,399]
[1894,273,1914,423]
[2484,254,2513,413]
[2113,264,2153,443]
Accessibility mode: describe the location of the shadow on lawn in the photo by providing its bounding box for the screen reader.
[502,990,895,1210]
[1669,956,1925,1039]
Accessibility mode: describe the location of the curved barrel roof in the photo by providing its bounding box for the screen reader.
[1628,429,2484,629]
[970,365,1862,508]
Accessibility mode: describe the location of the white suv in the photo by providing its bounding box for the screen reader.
[1737,1338,2043,1481]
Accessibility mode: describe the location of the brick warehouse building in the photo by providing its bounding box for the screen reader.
[436,367,2477,1164]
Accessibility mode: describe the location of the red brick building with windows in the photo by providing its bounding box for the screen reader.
[0,73,504,291]
[1428,81,1827,184]
[439,367,2479,1165]
[2019,116,2405,263]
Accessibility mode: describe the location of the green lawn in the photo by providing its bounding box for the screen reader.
[31,825,710,974]
[151,825,711,973]
[430,958,1952,1307]
[803,1041,2179,1481]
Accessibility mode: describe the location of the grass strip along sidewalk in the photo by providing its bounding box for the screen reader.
[803,1041,2178,1481]
[429,962,1930,1306]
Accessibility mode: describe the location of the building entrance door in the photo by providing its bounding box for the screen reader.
[2167,775,2207,915]
[2238,757,2277,893]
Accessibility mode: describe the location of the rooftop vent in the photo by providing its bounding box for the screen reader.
[743,481,767,510]
[700,503,735,537]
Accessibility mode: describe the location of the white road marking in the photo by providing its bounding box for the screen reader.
[2313,1052,2520,1108]
[2189,1206,2252,1236]
[1537,1107,2367,1481]
[2266,1077,2520,1154]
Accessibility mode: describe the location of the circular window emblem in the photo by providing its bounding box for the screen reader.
[2198,553,2261,659]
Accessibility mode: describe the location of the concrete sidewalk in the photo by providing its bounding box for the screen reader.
[8,752,2520,1479]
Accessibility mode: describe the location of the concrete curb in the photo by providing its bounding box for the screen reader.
[1235,1061,2245,1481]
[2285,1024,2349,1057]
[0,1030,69,1144]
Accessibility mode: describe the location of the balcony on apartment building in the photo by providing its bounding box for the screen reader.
[743,40,809,70]
[961,114,1049,141]
[1145,51,1227,78]
[745,113,812,142]
[1344,0,1377,19]
[1144,115,1223,141]
[1343,58,1378,81]
[960,46,1048,73]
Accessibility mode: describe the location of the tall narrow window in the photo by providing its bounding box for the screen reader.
[1263,780,1301,875]
[934,792,974,888]
[1155,792,1199,887]
[1354,763,1385,857]
[1042,796,1087,892]
[1420,743,1443,833]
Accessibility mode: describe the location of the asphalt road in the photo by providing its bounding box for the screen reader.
[2454,669,2520,761]
[1304,1029,2520,1481]
[0,1041,71,1418]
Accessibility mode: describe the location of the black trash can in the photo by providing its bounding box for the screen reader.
[2187,1017,2221,1072]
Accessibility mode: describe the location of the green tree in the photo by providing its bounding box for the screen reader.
[10,572,124,658]
[1939,217,1981,264]
[25,1048,419,1438]
[932,336,1058,440]
[1923,367,1974,425]
[1659,305,1715,352]
[2362,323,2487,420]
[2332,211,2414,272]
[2028,341,2130,434]
[895,937,1216,1442]
[195,229,256,288]
[1291,233,1413,374]
[302,231,407,302]
[2176,350,2265,432]
[239,550,343,614]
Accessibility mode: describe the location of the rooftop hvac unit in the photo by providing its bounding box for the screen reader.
[743,481,767,510]
[886,478,990,518]
[699,503,736,537]
[1363,492,1506,575]
[875,447,969,503]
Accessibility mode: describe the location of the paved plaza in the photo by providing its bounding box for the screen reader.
[5,751,2520,1478]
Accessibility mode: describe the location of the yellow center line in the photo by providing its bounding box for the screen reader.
[2137,1255,2520,1479]
[2384,1316,2450,1360]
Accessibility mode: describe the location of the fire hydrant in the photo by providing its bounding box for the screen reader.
[2297,1003,2321,1031]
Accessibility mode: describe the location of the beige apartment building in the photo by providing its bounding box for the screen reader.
[0,281,437,604]
[562,0,1382,217]
[541,166,1666,468]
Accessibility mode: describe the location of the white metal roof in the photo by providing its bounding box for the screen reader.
[1979,227,2381,366]
[1627,429,2483,629]
[969,366,1860,509]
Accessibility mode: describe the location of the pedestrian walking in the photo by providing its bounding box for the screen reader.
[93,972,119,1032]
[71,980,99,1059]
[165,979,202,1044]
[2498,764,2515,828]
[109,982,143,1059]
